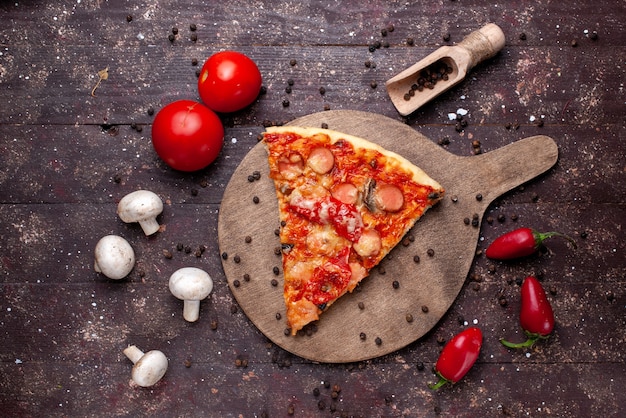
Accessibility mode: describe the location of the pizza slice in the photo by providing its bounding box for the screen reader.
[263,126,444,335]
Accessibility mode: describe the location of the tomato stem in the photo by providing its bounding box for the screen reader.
[533,230,577,250]
[428,375,449,390]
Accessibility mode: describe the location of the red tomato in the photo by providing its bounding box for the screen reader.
[197,51,262,113]
[151,100,224,172]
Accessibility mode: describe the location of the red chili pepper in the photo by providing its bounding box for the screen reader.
[485,227,576,260]
[428,327,482,390]
[500,276,555,349]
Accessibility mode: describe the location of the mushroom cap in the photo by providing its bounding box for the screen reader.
[94,235,135,280]
[131,350,168,387]
[117,190,163,223]
[169,267,213,301]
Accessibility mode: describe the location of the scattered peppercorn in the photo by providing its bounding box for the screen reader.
[359,332,367,340]
[126,15,133,22]
[243,273,250,282]
[519,33,527,41]
[253,196,260,204]
[163,249,173,259]
[416,361,425,371]
[289,59,297,66]
[370,81,378,89]
[375,337,382,345]
[421,305,429,313]
[392,280,400,289]
[319,86,326,95]
[443,33,451,42]
[189,23,197,31]
[406,37,414,46]
[210,319,218,330]
[172,27,179,35]
[234,255,241,263]
[233,279,240,288]
[406,313,414,323]
[271,279,278,287]
[413,255,420,263]
[221,252,228,260]
[282,99,290,107]
[168,34,175,42]
[427,249,435,257]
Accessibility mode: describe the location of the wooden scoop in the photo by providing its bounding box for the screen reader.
[218,110,557,363]
[386,23,505,116]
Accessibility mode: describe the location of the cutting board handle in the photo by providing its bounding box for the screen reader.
[457,135,558,203]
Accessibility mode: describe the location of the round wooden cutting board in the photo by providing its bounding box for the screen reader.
[217,110,557,363]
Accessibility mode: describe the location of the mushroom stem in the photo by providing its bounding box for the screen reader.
[123,345,144,364]
[138,218,160,236]
[183,300,201,322]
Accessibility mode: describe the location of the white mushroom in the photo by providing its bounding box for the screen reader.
[94,235,135,280]
[117,190,163,235]
[169,267,213,322]
[123,345,168,387]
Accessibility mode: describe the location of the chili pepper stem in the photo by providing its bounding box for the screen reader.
[533,230,577,250]
[499,337,538,349]
[428,375,450,390]
[500,332,548,349]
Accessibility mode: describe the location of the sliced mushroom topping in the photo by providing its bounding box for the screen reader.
[307,147,335,174]
[364,178,377,212]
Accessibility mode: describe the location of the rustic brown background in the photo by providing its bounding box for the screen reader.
[1,0,624,417]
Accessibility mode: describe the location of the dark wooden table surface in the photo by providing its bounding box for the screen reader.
[1,1,624,417]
